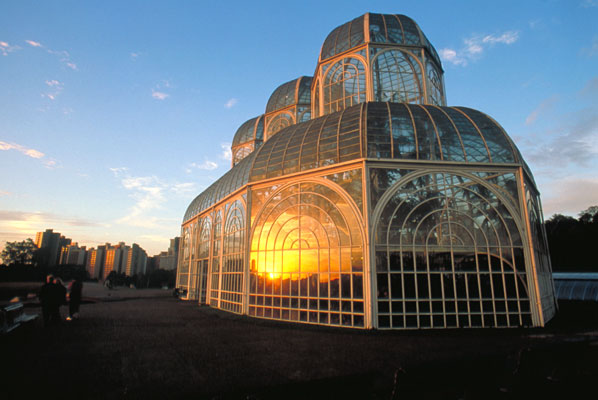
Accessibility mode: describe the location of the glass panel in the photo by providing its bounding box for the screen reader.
[323,57,366,115]
[250,181,364,327]
[372,50,424,104]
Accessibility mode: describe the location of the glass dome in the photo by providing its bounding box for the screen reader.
[231,116,264,166]
[320,13,441,66]
[313,13,446,119]
[232,115,264,147]
[265,76,312,114]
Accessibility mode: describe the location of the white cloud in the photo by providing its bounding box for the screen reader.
[171,182,196,195]
[186,161,218,173]
[44,159,57,168]
[0,41,20,56]
[151,81,173,100]
[439,48,467,66]
[482,31,519,45]
[109,167,129,177]
[0,210,102,241]
[116,175,167,228]
[220,143,232,161]
[152,90,169,100]
[0,141,45,159]
[25,39,42,47]
[110,169,193,230]
[46,48,69,58]
[25,39,78,71]
[525,95,559,125]
[43,79,64,100]
[225,98,238,109]
[440,30,519,67]
[463,38,483,55]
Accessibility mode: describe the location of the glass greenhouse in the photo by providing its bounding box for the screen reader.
[176,13,557,329]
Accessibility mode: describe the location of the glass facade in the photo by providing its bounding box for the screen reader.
[176,12,556,329]
[372,170,531,328]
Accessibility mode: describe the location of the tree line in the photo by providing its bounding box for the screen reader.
[545,206,598,272]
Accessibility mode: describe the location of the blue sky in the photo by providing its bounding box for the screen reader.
[1,0,597,255]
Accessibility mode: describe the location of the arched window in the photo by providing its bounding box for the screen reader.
[188,217,211,303]
[177,226,191,291]
[373,171,531,329]
[323,57,366,115]
[312,79,320,118]
[233,145,253,166]
[209,212,220,307]
[249,181,364,327]
[221,200,245,313]
[372,49,424,104]
[266,112,293,140]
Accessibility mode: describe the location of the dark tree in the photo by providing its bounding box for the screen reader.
[545,206,598,272]
[148,269,176,288]
[1,239,38,266]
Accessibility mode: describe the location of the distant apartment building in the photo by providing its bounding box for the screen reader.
[103,242,129,280]
[158,237,179,271]
[125,243,148,276]
[33,229,152,280]
[35,229,71,267]
[86,244,106,280]
[59,243,87,266]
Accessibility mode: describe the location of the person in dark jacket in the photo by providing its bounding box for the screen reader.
[39,274,55,327]
[52,277,67,323]
[67,278,83,320]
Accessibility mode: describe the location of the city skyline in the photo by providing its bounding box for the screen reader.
[1,0,597,255]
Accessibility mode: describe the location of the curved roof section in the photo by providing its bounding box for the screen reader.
[183,151,256,222]
[232,115,264,147]
[265,76,312,114]
[185,102,532,222]
[249,102,524,182]
[320,13,442,67]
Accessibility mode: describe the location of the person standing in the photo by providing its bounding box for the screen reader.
[67,278,83,321]
[39,274,55,327]
[52,277,67,323]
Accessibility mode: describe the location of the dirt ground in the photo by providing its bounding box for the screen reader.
[1,283,598,399]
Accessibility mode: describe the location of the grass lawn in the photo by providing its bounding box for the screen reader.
[2,291,598,399]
